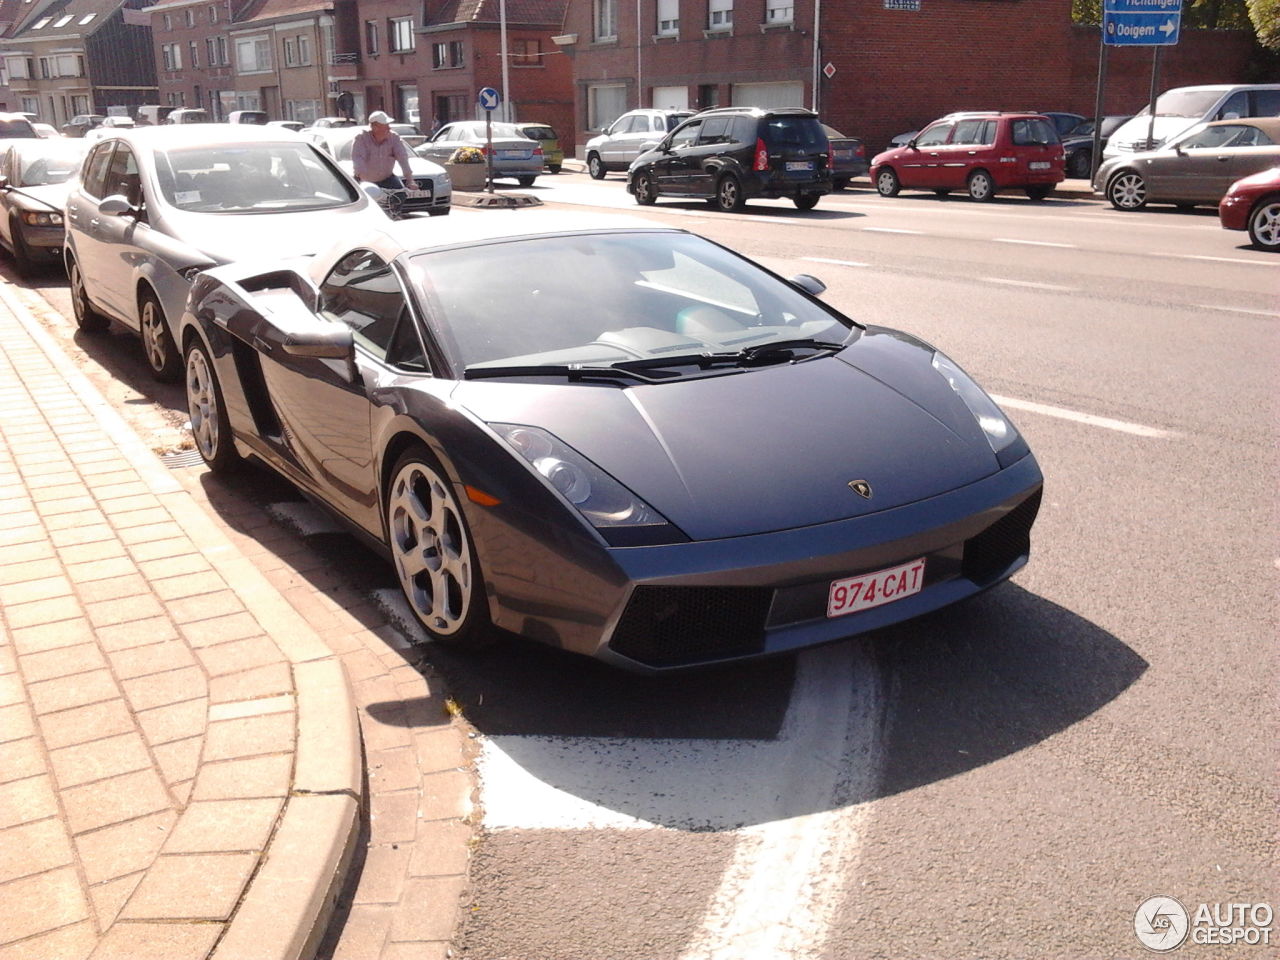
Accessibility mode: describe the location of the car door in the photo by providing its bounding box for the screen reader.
[64,141,118,313]
[898,122,953,188]
[253,248,412,536]
[603,114,640,167]
[420,124,461,163]
[1149,124,1243,201]
[941,119,990,189]
[652,118,704,195]
[90,142,148,323]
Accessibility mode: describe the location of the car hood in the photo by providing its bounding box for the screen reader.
[451,332,1003,541]
[11,182,70,211]
[161,203,385,264]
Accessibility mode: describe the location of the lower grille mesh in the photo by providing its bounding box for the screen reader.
[962,488,1043,585]
[609,585,772,668]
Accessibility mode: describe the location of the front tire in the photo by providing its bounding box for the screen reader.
[715,174,745,212]
[588,154,606,180]
[1067,150,1091,179]
[517,175,536,187]
[793,194,819,211]
[1247,196,1280,250]
[967,170,995,202]
[633,172,658,205]
[875,167,900,197]
[68,255,109,332]
[140,290,182,382]
[1107,171,1147,210]
[385,447,488,645]
[184,338,240,473]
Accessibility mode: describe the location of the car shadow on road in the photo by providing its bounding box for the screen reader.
[370,581,1144,828]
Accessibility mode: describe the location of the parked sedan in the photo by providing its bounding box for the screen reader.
[64,125,390,381]
[61,114,106,138]
[0,138,89,274]
[1060,115,1132,179]
[1094,118,1280,211]
[515,122,564,173]
[304,126,451,216]
[1218,165,1280,250]
[179,211,1042,671]
[823,124,868,189]
[416,121,542,185]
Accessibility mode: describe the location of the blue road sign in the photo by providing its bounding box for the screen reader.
[478,87,501,111]
[1103,0,1181,45]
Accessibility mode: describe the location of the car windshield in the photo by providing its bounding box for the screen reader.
[153,142,359,212]
[17,142,87,185]
[1137,89,1225,119]
[0,120,36,139]
[409,230,853,374]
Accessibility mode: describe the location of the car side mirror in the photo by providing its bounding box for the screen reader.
[907,138,918,150]
[789,273,826,296]
[98,195,133,215]
[1173,143,1186,156]
[0,176,8,191]
[282,324,358,383]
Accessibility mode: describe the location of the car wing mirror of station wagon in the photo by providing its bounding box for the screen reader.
[98,195,133,216]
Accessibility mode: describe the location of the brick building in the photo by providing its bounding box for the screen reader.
[559,0,1257,156]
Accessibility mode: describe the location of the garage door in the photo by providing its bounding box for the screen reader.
[730,82,804,109]
[652,86,688,110]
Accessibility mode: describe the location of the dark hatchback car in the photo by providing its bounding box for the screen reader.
[1061,115,1132,179]
[823,124,868,189]
[628,106,832,212]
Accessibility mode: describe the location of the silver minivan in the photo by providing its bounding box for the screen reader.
[1103,84,1280,158]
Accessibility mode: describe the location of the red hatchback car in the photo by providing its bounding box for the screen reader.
[1218,165,1280,251]
[871,112,1065,202]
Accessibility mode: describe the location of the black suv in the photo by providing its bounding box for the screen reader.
[627,106,831,212]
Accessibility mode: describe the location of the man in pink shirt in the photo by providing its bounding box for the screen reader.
[351,111,417,191]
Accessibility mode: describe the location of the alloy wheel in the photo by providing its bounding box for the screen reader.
[1248,200,1280,250]
[1108,172,1147,210]
[186,347,220,462]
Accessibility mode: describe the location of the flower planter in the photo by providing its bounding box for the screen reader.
[445,162,487,191]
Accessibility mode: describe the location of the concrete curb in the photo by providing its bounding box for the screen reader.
[0,279,365,960]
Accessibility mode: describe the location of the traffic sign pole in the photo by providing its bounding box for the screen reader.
[478,87,501,193]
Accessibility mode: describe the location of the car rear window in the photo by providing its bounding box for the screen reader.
[0,120,37,138]
[664,113,693,131]
[764,117,826,150]
[1011,118,1059,145]
[522,126,556,140]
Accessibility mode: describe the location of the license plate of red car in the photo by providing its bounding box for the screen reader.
[827,558,926,618]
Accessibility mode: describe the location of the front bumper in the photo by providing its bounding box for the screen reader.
[1218,191,1250,231]
[19,223,65,258]
[479,452,1043,672]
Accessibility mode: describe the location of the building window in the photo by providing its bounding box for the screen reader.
[161,43,183,71]
[189,41,199,67]
[594,0,617,41]
[364,20,378,54]
[657,0,678,35]
[765,1,792,23]
[185,8,195,26]
[78,13,95,24]
[284,37,296,65]
[209,4,218,22]
[53,14,72,27]
[708,0,732,29]
[389,17,414,53]
[20,97,38,116]
[38,57,50,78]
[235,36,271,72]
[71,94,89,114]
[163,13,171,30]
[431,40,463,68]
[4,56,29,80]
[511,38,540,65]
[588,83,626,130]
[287,99,321,122]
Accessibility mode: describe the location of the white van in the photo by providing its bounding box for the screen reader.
[1104,84,1280,159]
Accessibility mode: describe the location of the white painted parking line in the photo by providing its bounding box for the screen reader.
[1194,304,1277,319]
[979,277,1076,292]
[992,238,1077,248]
[1168,253,1278,266]
[802,256,870,268]
[991,394,1175,438]
[863,227,923,235]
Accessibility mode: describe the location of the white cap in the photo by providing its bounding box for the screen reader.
[367,111,392,126]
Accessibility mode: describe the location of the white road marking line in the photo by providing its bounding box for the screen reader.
[802,256,870,268]
[863,226,922,234]
[991,394,1174,438]
[1168,253,1279,266]
[1194,304,1277,318]
[979,277,1076,292]
[992,238,1077,248]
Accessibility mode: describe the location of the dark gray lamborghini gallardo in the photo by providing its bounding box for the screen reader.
[180,211,1042,671]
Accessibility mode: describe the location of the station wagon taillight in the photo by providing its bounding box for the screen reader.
[754,138,769,172]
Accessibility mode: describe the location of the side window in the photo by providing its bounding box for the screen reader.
[730,117,754,142]
[914,123,951,148]
[952,120,986,145]
[318,250,411,362]
[698,116,731,145]
[1182,125,1243,149]
[1012,119,1056,145]
[105,144,140,204]
[82,143,114,198]
[1252,90,1280,117]
[669,119,701,148]
[1216,91,1248,120]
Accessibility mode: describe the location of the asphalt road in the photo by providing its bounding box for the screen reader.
[16,175,1278,959]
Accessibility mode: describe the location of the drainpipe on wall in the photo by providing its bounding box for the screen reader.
[635,0,641,108]
[810,0,820,112]
[499,0,510,121]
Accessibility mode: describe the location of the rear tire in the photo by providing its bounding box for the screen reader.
[716,174,745,212]
[68,255,109,332]
[140,290,182,383]
[1026,185,1054,201]
[793,194,819,211]
[548,164,562,174]
[517,175,536,187]
[385,446,489,646]
[588,154,606,180]
[832,178,849,191]
[1247,196,1280,251]
[967,170,995,202]
[875,167,900,197]
[184,338,240,474]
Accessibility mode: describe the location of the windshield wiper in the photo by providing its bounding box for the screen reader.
[462,363,658,383]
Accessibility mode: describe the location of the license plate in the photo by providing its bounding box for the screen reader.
[827,558,926,619]
[786,161,814,172]
[834,150,852,159]
[403,189,431,199]
[500,150,525,159]
[1029,161,1051,170]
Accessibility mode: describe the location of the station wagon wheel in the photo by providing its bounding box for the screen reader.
[875,167,900,197]
[1026,185,1054,201]
[140,290,182,382]
[634,172,658,205]
[966,170,995,202]
[1248,197,1280,250]
[385,446,488,645]
[793,194,820,211]
[1107,171,1147,210]
[588,153,606,180]
[184,338,240,473]
[716,173,745,212]
[67,255,109,332]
